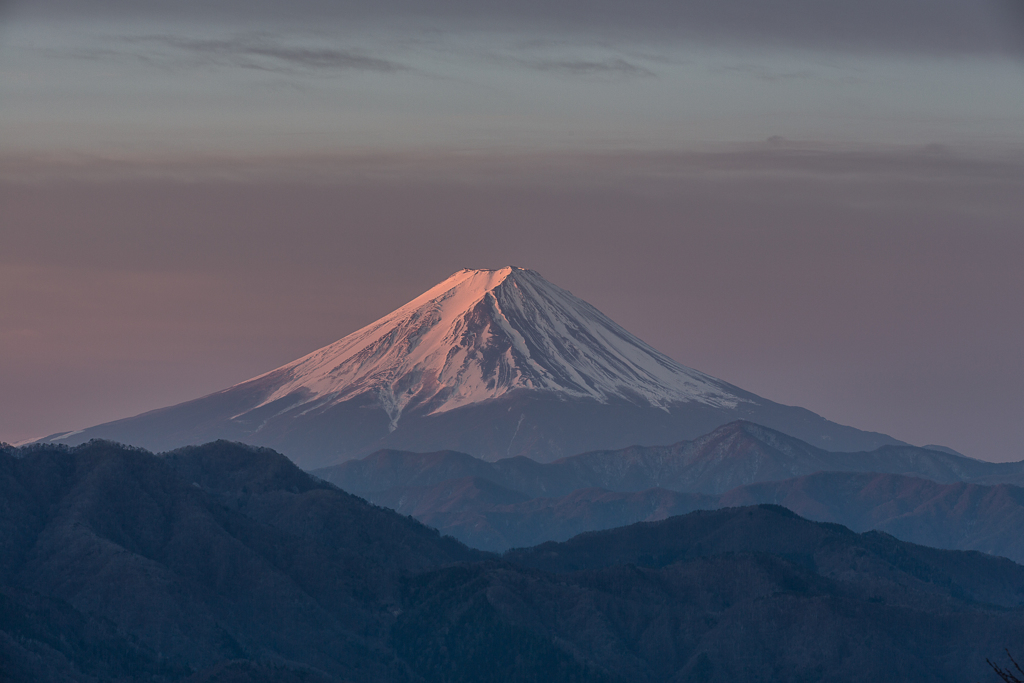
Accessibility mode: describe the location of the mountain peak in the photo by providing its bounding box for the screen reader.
[240,267,743,432]
[405,266,522,308]
[43,268,904,466]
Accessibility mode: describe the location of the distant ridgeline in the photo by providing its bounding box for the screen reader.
[3,438,1024,683]
[318,420,1024,555]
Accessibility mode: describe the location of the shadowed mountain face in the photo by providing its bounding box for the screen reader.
[721,471,1024,563]
[409,506,1024,683]
[317,420,1024,497]
[38,268,901,468]
[370,479,715,552]
[317,421,1024,553]
[3,440,1024,682]
[504,505,1024,603]
[0,440,480,682]
[341,470,1024,558]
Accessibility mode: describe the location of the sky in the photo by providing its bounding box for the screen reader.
[1,0,1023,461]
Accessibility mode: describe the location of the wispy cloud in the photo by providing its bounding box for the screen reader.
[523,57,654,78]
[108,33,408,74]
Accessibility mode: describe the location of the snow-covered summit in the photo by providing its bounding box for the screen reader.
[242,267,744,431]
[39,265,903,466]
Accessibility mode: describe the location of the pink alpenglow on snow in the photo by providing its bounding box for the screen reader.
[247,267,743,432]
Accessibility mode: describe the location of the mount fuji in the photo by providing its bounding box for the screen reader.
[42,267,901,468]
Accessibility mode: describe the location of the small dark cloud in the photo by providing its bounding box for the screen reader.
[117,34,407,74]
[523,57,654,78]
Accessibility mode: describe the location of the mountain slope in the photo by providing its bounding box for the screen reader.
[41,267,901,468]
[359,468,1024,559]
[317,421,1024,553]
[721,471,1024,563]
[0,440,480,682]
[408,505,1024,683]
[560,420,1024,493]
[5,442,1024,683]
[317,420,1024,497]
[372,479,714,551]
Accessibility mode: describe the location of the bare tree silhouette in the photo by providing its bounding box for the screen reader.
[986,650,1024,683]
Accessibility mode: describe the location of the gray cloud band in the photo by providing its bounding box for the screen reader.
[11,0,1024,55]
